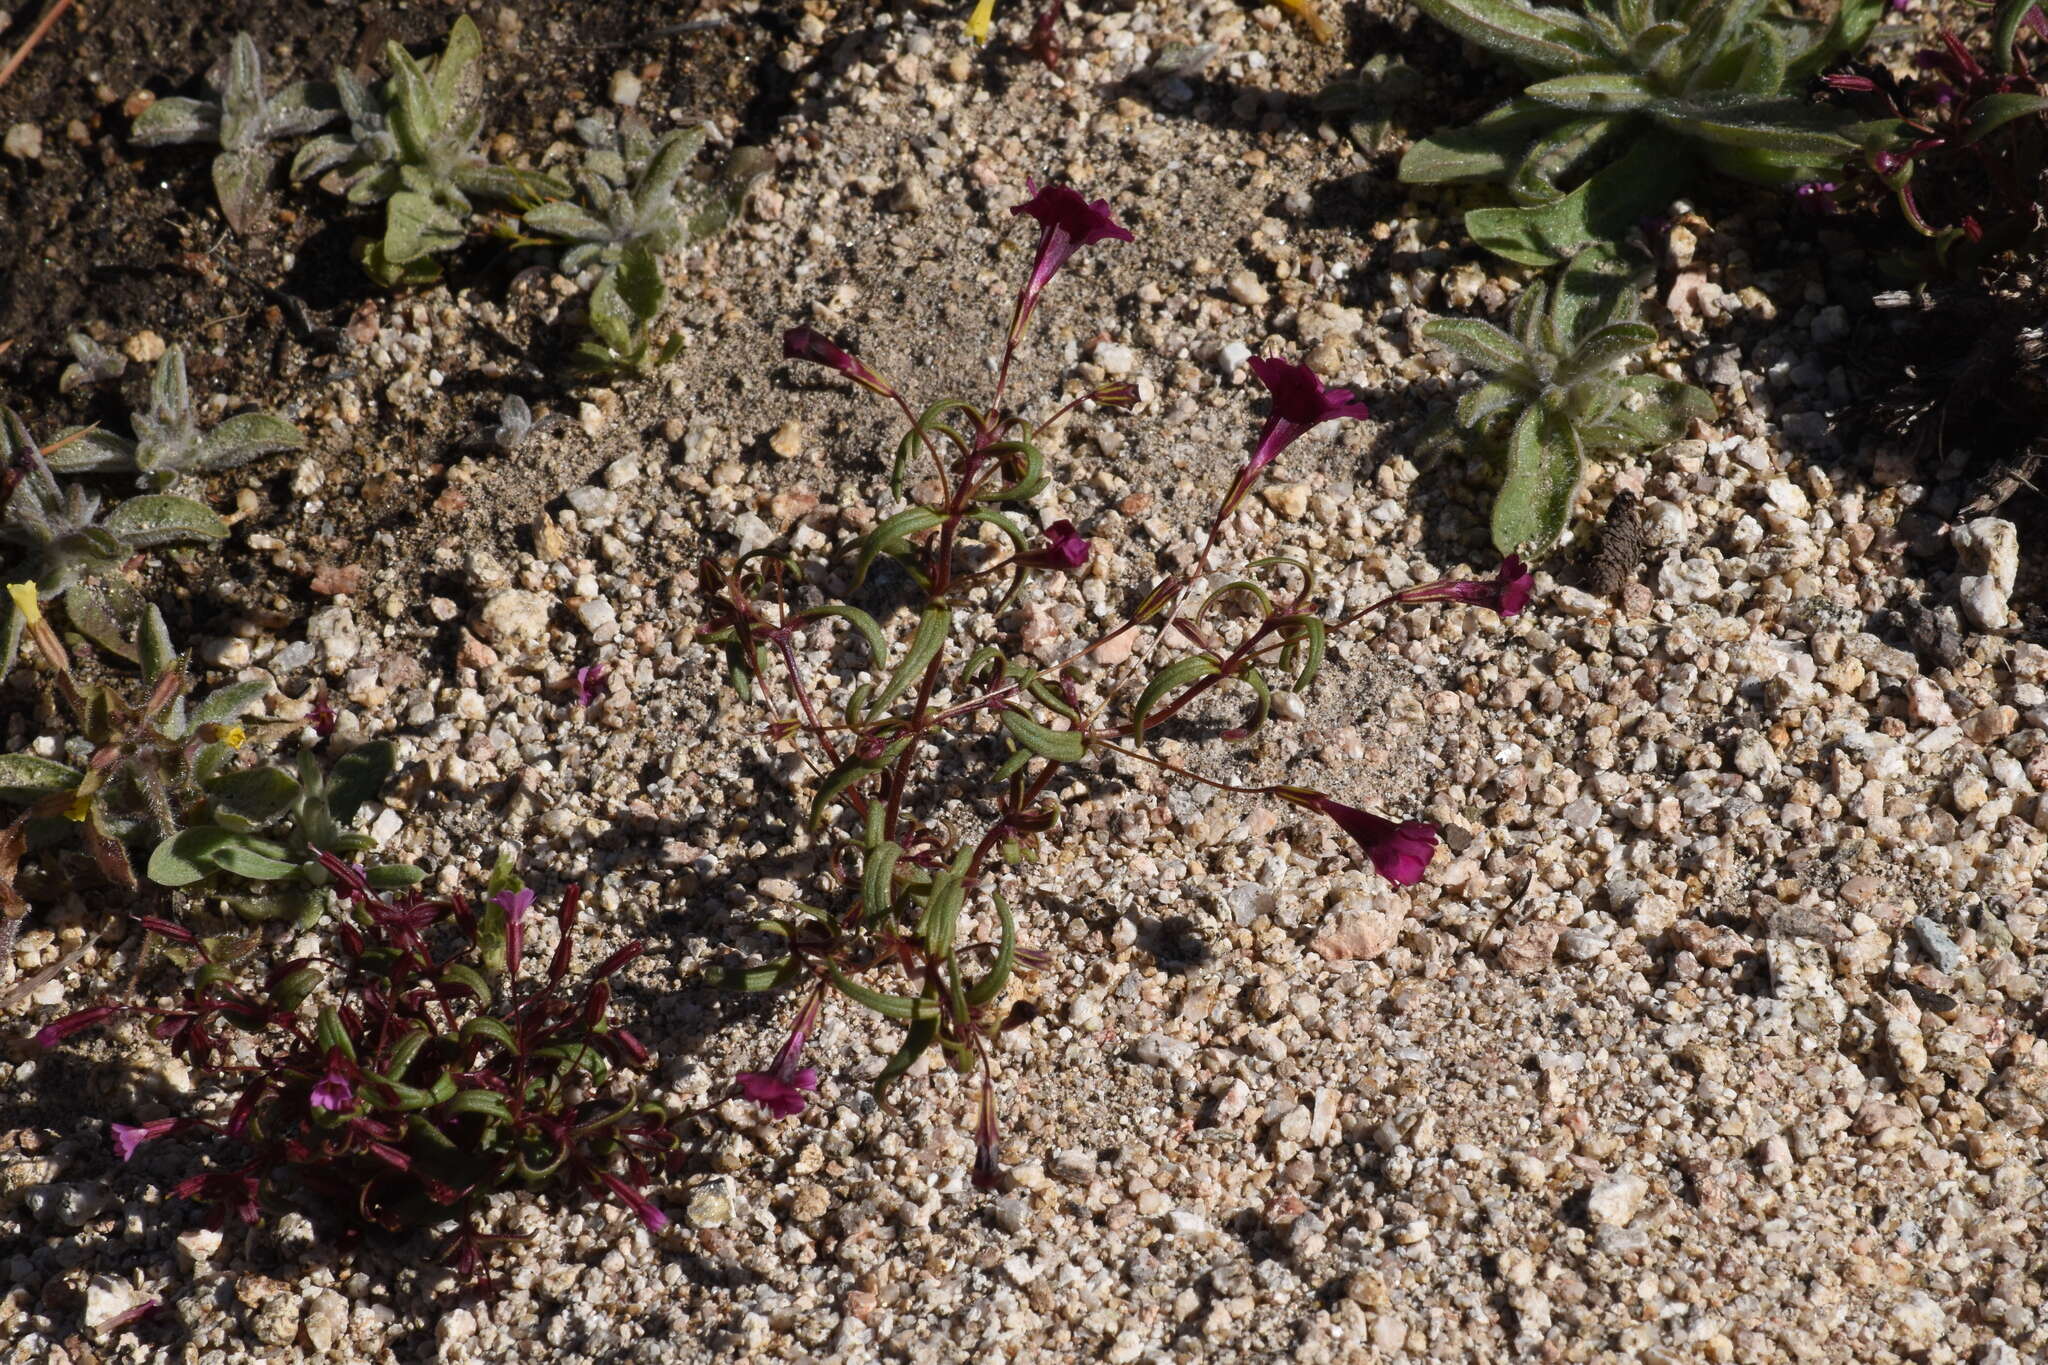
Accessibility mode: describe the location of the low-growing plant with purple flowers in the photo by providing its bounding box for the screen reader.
[701,182,1531,1187]
[34,856,679,1280]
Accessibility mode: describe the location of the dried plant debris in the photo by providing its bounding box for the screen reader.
[1585,489,1646,597]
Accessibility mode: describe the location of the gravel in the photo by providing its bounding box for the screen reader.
[3,2,2047,1362]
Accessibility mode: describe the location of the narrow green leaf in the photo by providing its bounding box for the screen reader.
[828,966,939,1021]
[1962,92,2048,145]
[852,507,945,588]
[999,708,1086,763]
[869,606,949,716]
[964,892,1018,1008]
[872,1010,939,1096]
[1131,656,1221,744]
[862,841,904,923]
[444,1089,514,1121]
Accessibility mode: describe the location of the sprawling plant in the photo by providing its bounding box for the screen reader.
[1426,248,1714,553]
[49,346,304,490]
[58,333,126,395]
[704,184,1529,1187]
[129,31,340,233]
[1,589,413,927]
[1,412,227,673]
[1400,0,1889,264]
[524,115,765,274]
[34,859,678,1281]
[1822,0,2048,269]
[290,17,565,285]
[572,245,682,377]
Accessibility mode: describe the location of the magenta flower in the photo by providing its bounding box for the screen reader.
[1020,519,1090,572]
[574,663,608,707]
[1008,181,1132,343]
[112,1118,182,1162]
[737,1067,818,1118]
[493,887,535,967]
[1272,788,1438,885]
[1394,555,1533,618]
[600,1170,669,1232]
[309,1066,355,1113]
[737,990,823,1119]
[1246,356,1371,476]
[34,1005,116,1049]
[783,326,895,397]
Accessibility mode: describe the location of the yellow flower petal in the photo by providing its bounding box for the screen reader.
[966,0,996,43]
[6,582,40,627]
[222,725,247,749]
[65,792,91,822]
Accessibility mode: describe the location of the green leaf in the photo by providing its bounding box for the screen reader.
[1994,0,2043,72]
[327,741,398,822]
[208,840,300,882]
[917,862,968,960]
[827,966,939,1021]
[1277,613,1327,691]
[365,863,425,889]
[1522,73,1655,112]
[1422,319,1532,380]
[103,495,229,546]
[382,189,467,264]
[132,96,221,146]
[613,243,667,321]
[801,604,889,672]
[43,429,138,474]
[1962,92,2048,145]
[440,962,495,1002]
[444,1089,513,1121]
[1549,243,1641,343]
[1413,0,1602,73]
[461,1016,518,1051]
[316,1006,356,1061]
[1458,380,1527,431]
[1466,134,1689,267]
[852,506,945,588]
[204,765,301,827]
[1646,95,1854,158]
[1131,656,1221,744]
[191,680,270,730]
[431,16,485,125]
[704,958,798,991]
[212,147,274,234]
[999,708,1086,763]
[195,412,304,472]
[1398,98,1562,184]
[1556,321,1656,386]
[872,1010,938,1096]
[138,606,176,684]
[869,606,950,716]
[0,753,83,802]
[1505,114,1628,206]
[1492,402,1583,555]
[964,892,1018,1008]
[521,200,608,241]
[862,841,904,923]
